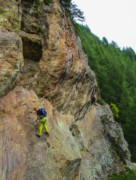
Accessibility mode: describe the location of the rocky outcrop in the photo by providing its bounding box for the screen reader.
[0,31,23,96]
[77,105,130,179]
[0,0,23,96]
[0,87,130,180]
[0,0,131,179]
[0,87,82,180]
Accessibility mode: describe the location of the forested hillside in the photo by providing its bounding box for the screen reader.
[73,22,136,162]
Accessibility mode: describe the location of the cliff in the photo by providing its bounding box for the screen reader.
[0,0,131,179]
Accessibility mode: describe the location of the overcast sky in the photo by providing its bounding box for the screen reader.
[73,0,136,52]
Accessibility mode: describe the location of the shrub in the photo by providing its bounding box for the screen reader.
[97,96,106,105]
[108,168,136,180]
[44,0,53,5]
[34,0,41,12]
[110,102,119,119]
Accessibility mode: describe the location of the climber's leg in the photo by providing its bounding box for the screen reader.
[37,121,43,136]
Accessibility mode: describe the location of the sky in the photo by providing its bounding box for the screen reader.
[73,0,136,52]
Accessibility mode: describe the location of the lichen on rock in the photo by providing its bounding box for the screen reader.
[0,0,21,32]
[0,30,23,96]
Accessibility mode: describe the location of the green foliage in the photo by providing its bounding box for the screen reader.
[34,0,42,12]
[97,97,106,105]
[108,169,136,180]
[34,0,52,12]
[60,0,85,22]
[110,103,119,119]
[44,0,52,5]
[73,22,136,161]
[37,27,46,36]
[70,3,85,22]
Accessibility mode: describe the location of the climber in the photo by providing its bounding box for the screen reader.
[33,106,49,138]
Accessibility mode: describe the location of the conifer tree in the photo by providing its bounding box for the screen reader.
[60,0,85,22]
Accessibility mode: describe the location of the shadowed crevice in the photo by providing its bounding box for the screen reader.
[21,31,42,61]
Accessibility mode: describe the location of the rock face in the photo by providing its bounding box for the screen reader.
[0,0,131,179]
[0,0,23,96]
